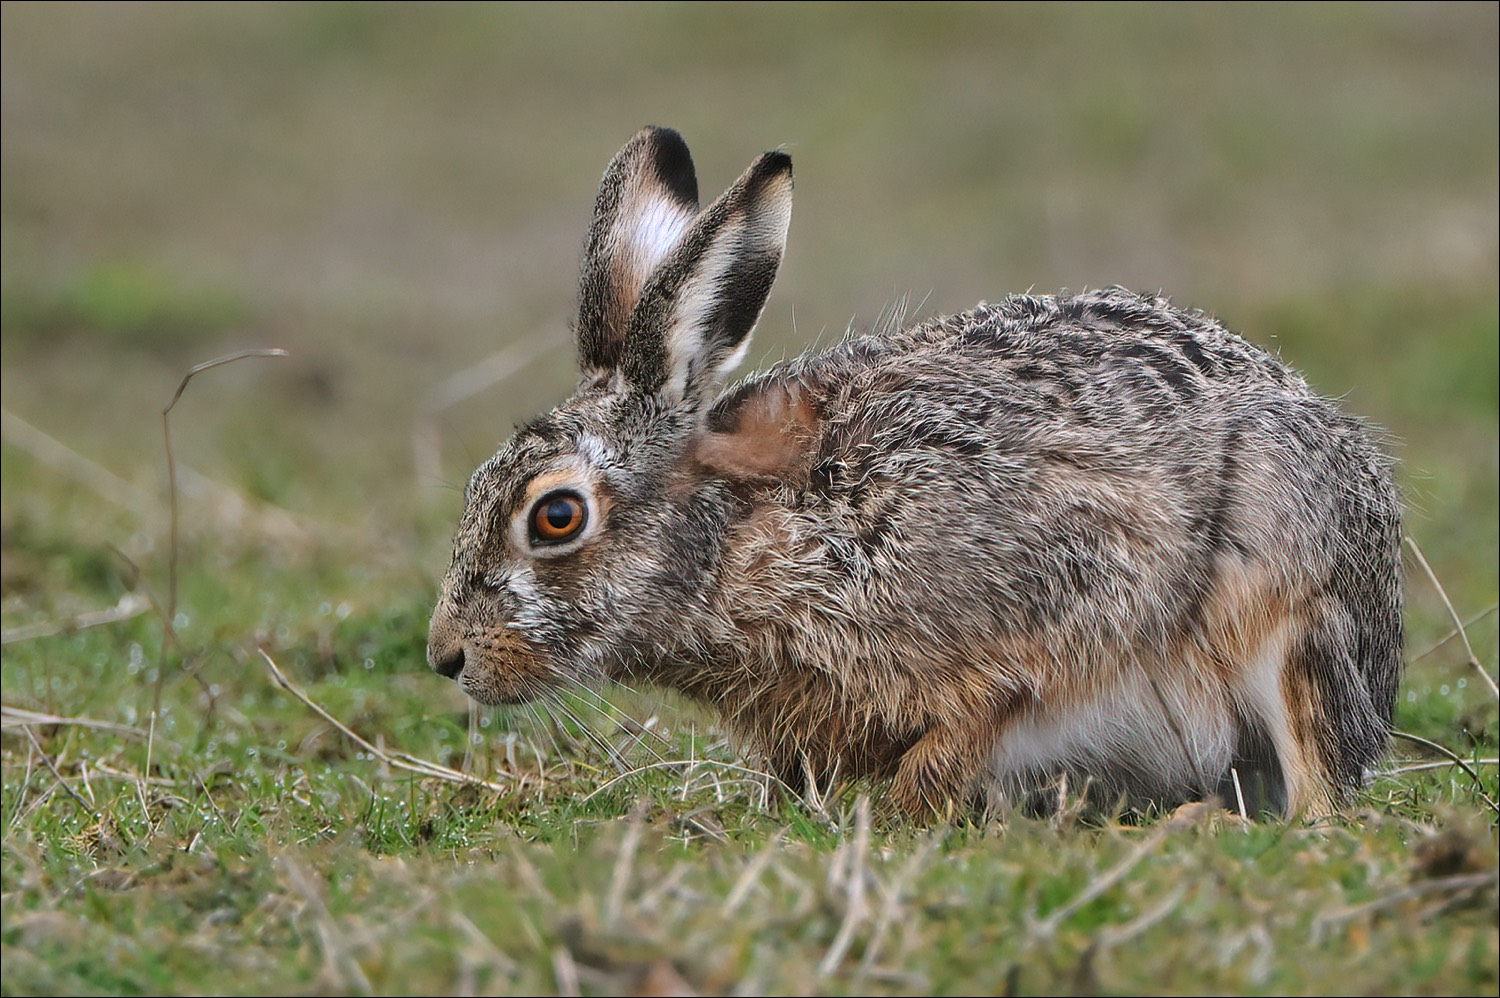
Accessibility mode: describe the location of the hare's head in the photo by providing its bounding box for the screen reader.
[428,127,795,705]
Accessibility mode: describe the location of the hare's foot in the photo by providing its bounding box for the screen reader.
[889,708,1005,822]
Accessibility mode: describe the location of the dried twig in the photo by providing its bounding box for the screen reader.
[1409,604,1499,666]
[1029,826,1171,938]
[1095,883,1190,947]
[448,910,520,978]
[1315,871,1499,929]
[259,649,514,793]
[1388,731,1498,814]
[1,592,152,645]
[1404,536,1498,698]
[552,946,582,998]
[19,727,98,818]
[1,705,146,738]
[89,761,178,788]
[1388,731,1488,788]
[1382,758,1499,775]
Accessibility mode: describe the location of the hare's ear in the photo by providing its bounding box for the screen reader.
[576,127,700,380]
[694,375,822,484]
[619,149,792,407]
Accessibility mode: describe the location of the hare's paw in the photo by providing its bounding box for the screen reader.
[890,756,968,822]
[889,724,992,822]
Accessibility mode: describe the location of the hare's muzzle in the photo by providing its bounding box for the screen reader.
[426,601,553,705]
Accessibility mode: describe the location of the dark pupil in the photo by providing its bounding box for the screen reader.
[544,499,576,530]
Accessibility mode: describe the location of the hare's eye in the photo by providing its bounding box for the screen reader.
[530,491,588,545]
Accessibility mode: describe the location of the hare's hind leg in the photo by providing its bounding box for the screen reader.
[1233,599,1386,818]
[1216,609,1326,817]
[1285,595,1393,809]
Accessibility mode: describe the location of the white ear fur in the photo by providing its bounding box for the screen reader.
[621,152,793,406]
[576,127,700,378]
[618,193,697,288]
[660,176,793,397]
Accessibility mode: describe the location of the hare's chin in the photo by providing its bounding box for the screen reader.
[457,666,547,706]
[460,686,531,707]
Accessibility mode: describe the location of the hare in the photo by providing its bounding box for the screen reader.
[427,126,1403,820]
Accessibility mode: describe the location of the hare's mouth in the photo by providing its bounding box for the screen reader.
[454,637,559,706]
[458,671,534,706]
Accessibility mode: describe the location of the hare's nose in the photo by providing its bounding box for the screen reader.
[427,606,467,680]
[429,644,465,680]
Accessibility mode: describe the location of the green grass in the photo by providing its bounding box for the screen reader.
[2,467,1496,994]
[3,3,1497,995]
[2,592,1496,995]
[0,261,250,354]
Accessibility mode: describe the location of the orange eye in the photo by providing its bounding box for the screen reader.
[530,491,588,544]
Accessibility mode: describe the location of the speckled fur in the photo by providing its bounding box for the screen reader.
[428,128,1403,820]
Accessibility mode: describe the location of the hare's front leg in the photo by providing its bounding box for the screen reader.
[889,700,1009,821]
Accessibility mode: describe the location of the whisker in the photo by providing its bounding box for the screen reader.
[544,691,631,775]
[523,697,567,769]
[461,699,481,775]
[564,681,672,747]
[559,684,668,765]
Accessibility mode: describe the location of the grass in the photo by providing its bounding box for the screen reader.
[2,607,1496,995]
[3,3,1497,995]
[0,261,250,354]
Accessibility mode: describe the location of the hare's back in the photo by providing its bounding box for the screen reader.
[775,288,1396,654]
[717,288,1401,812]
[902,289,1311,406]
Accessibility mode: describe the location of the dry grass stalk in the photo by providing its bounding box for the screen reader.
[277,853,375,996]
[1029,826,1172,939]
[161,348,289,624]
[259,648,514,793]
[605,801,648,926]
[0,407,156,517]
[818,795,873,976]
[1405,536,1499,698]
[412,330,558,489]
[723,828,788,916]
[1,592,152,645]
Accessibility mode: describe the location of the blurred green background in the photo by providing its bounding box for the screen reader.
[2,1,1496,643]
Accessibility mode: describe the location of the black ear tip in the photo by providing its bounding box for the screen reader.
[747,149,793,191]
[640,124,681,140]
[639,126,698,206]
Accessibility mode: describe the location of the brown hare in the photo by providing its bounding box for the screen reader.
[427,126,1403,820]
